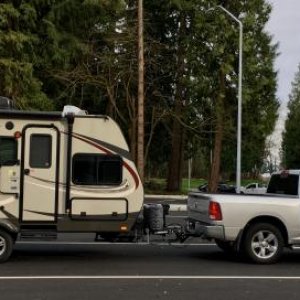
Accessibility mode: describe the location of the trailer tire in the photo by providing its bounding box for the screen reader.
[215,239,236,254]
[0,229,13,263]
[243,223,284,264]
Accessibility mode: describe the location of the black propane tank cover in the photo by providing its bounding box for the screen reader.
[143,203,164,232]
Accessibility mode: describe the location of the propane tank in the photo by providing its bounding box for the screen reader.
[143,203,164,232]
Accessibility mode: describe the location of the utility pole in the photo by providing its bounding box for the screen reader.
[137,0,144,181]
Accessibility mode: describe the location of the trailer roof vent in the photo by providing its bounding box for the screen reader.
[0,97,15,110]
[62,105,87,117]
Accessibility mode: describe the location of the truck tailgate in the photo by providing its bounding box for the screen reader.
[187,192,212,223]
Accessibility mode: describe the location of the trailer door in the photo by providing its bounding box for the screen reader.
[20,125,60,222]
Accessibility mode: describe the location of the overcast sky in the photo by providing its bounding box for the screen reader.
[265,0,300,160]
[266,0,300,102]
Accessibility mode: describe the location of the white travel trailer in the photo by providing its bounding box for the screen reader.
[0,98,145,261]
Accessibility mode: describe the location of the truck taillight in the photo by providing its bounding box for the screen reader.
[209,201,222,221]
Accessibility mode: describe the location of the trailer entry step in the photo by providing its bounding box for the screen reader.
[20,230,57,241]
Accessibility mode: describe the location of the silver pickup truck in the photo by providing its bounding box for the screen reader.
[187,170,300,264]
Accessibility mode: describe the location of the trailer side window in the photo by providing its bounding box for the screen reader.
[72,154,122,185]
[30,134,52,168]
[0,137,17,165]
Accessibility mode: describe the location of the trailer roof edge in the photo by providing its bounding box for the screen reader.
[0,110,108,120]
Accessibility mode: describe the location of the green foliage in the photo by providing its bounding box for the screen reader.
[0,0,279,186]
[0,1,53,109]
[282,64,300,168]
[211,0,279,176]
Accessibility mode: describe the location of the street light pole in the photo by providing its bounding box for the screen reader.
[137,0,145,182]
[213,5,243,193]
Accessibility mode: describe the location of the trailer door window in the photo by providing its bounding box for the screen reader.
[30,134,52,168]
[0,137,17,165]
[73,154,122,185]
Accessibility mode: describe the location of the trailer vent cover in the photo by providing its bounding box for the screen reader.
[62,105,87,116]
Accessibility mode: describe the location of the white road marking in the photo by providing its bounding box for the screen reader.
[15,241,300,248]
[1,275,300,280]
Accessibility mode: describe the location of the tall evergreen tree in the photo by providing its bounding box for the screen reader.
[0,1,53,109]
[0,0,280,190]
[282,64,300,168]
[220,0,279,178]
[142,0,279,191]
[186,0,278,189]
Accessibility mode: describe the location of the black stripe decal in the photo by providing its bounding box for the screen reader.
[0,207,18,222]
[25,210,58,217]
[24,209,137,221]
[74,133,133,162]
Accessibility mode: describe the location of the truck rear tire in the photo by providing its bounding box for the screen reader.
[243,223,284,264]
[0,229,13,263]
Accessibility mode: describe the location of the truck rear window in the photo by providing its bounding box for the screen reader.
[267,174,299,195]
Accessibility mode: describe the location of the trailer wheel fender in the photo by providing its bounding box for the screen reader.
[0,221,19,241]
[0,229,14,263]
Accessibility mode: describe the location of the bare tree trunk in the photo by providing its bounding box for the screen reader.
[209,67,226,192]
[130,115,137,163]
[144,107,165,167]
[166,12,186,192]
[106,91,114,117]
[167,107,184,192]
[209,114,224,192]
[137,0,144,182]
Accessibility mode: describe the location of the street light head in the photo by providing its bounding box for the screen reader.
[205,5,224,13]
[205,7,216,13]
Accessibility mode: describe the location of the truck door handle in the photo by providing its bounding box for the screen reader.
[24,169,30,175]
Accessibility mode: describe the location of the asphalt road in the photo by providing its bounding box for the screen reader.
[2,239,300,300]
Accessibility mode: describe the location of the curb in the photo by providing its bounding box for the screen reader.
[145,194,188,201]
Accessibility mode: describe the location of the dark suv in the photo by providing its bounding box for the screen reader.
[198,182,236,193]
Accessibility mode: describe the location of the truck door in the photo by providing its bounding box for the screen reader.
[20,125,60,222]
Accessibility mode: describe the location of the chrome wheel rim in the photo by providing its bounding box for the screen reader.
[251,230,278,260]
[0,236,6,256]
